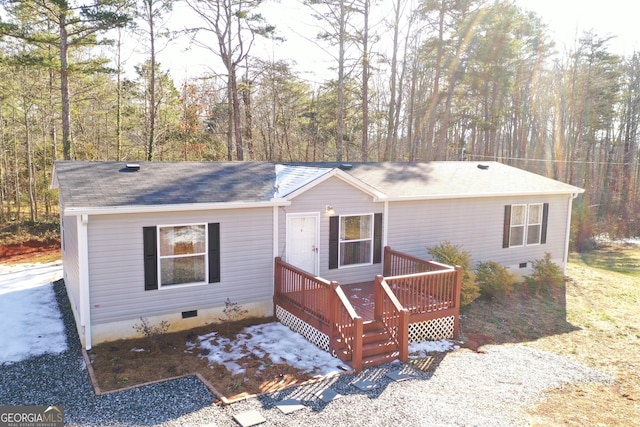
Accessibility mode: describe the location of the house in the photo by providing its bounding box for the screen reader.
[52,161,583,351]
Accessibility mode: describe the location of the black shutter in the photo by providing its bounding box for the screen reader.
[373,213,383,264]
[208,223,221,283]
[143,226,158,290]
[502,205,511,248]
[329,216,339,269]
[541,203,549,244]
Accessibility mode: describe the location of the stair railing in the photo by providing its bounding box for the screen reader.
[374,274,409,363]
[330,282,363,371]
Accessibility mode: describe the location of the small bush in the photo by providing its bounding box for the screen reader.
[427,241,479,306]
[524,253,565,296]
[219,298,248,336]
[475,261,517,300]
[133,317,170,350]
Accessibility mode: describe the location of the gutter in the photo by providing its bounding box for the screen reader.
[374,189,585,203]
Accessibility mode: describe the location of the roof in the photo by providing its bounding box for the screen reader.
[52,161,583,214]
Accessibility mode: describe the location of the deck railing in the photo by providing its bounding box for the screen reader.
[380,246,462,343]
[275,247,461,371]
[274,257,363,370]
[384,246,452,276]
[274,257,332,324]
[374,275,409,363]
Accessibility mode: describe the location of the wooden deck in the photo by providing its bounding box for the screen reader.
[342,282,376,321]
[273,247,462,371]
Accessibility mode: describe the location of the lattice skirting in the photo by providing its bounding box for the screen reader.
[409,315,455,342]
[275,305,330,352]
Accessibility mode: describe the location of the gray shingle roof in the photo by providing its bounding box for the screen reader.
[53,161,279,208]
[53,161,583,212]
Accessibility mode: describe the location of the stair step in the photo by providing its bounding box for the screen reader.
[362,351,400,368]
[362,339,397,357]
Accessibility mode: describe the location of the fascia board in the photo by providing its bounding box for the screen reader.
[63,200,291,216]
[381,188,585,202]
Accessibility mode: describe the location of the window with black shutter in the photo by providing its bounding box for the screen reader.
[143,222,220,290]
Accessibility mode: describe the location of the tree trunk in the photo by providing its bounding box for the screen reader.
[59,12,72,160]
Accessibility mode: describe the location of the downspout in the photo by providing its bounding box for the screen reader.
[563,193,580,274]
[78,214,92,350]
[272,205,279,314]
[383,200,389,247]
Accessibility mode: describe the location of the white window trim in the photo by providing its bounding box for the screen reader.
[157,222,209,289]
[526,203,544,246]
[509,203,543,248]
[338,213,374,268]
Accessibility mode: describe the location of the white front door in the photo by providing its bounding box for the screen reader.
[286,214,319,275]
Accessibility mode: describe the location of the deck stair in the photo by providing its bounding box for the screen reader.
[334,320,400,368]
[361,320,400,368]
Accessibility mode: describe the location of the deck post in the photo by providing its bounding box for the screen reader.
[329,281,338,353]
[399,309,409,363]
[383,246,391,276]
[453,265,462,338]
[352,317,363,372]
[374,275,384,320]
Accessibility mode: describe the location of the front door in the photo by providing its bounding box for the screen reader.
[286,213,319,275]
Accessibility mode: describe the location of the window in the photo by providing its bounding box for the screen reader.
[509,205,526,247]
[340,215,373,266]
[527,204,543,245]
[159,225,207,286]
[503,203,548,248]
[329,213,382,269]
[144,223,220,290]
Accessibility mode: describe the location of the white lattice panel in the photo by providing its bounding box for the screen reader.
[276,305,330,352]
[409,316,455,342]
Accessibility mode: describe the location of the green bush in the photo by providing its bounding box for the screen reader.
[524,252,565,295]
[475,261,517,300]
[427,241,479,306]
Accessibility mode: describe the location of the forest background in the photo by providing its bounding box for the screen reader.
[1,0,639,250]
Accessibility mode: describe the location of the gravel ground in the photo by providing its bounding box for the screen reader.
[0,280,613,426]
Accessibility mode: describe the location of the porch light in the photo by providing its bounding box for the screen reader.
[325,205,335,215]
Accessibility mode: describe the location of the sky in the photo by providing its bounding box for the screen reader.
[0,261,456,371]
[153,0,640,84]
[515,0,640,55]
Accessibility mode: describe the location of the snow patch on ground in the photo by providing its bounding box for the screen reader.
[0,261,66,364]
[188,322,349,377]
[409,339,459,357]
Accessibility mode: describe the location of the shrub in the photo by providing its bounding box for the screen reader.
[133,317,170,350]
[427,241,479,306]
[524,253,565,296]
[474,261,517,300]
[219,298,248,336]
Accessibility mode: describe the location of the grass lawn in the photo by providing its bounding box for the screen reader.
[462,242,639,425]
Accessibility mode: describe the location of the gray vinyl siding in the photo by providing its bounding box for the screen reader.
[62,214,81,316]
[386,194,571,268]
[279,176,384,284]
[87,208,274,324]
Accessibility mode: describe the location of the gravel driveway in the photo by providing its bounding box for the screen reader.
[0,280,612,426]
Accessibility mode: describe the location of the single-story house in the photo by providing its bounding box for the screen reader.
[52,161,584,349]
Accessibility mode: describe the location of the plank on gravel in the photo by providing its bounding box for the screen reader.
[233,410,266,427]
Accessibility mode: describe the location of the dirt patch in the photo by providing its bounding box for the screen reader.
[88,317,315,402]
[0,239,61,264]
